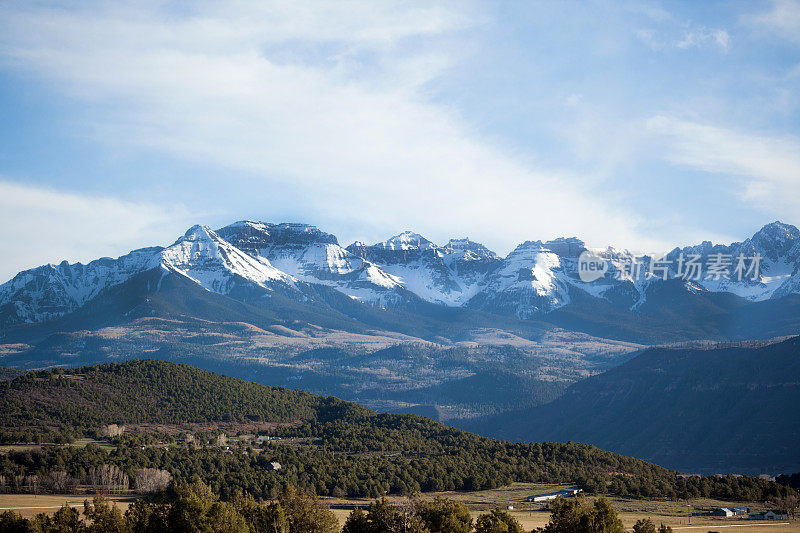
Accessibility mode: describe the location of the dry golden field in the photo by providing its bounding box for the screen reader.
[0,493,135,519]
[323,483,800,532]
[2,483,798,532]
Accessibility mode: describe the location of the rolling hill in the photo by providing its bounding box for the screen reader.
[459,336,800,475]
[0,359,792,503]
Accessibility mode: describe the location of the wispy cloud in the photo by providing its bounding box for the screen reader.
[0,0,668,257]
[0,0,796,273]
[636,26,731,52]
[0,180,192,282]
[745,0,800,44]
[647,115,800,214]
[677,28,730,52]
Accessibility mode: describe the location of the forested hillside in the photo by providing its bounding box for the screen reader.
[462,336,800,474]
[0,359,366,433]
[0,360,794,503]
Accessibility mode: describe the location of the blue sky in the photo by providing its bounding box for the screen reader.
[0,0,798,281]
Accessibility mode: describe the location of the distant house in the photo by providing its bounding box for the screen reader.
[268,461,282,471]
[749,510,788,520]
[527,487,582,502]
[693,507,747,518]
[529,493,560,502]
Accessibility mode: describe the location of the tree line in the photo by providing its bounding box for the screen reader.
[0,466,170,495]
[0,479,676,533]
[1,436,795,503]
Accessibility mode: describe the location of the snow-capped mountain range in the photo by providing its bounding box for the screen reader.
[2,220,800,328]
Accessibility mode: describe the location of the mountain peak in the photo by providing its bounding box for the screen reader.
[269,223,339,246]
[225,220,271,232]
[511,240,550,254]
[746,221,800,260]
[160,223,294,294]
[543,237,585,258]
[217,221,338,248]
[182,224,219,242]
[753,221,800,241]
[442,238,498,260]
[378,231,436,251]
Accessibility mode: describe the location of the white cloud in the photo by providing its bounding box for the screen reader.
[637,26,731,52]
[0,0,669,256]
[677,28,730,52]
[746,0,800,44]
[647,115,800,214]
[0,180,193,282]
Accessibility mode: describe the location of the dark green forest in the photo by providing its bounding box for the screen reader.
[0,360,795,503]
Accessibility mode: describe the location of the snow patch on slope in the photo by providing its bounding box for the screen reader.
[157,225,295,294]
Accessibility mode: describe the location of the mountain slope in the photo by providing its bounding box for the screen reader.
[217,221,410,307]
[159,224,296,296]
[347,231,501,306]
[0,224,300,328]
[3,220,800,343]
[460,336,800,474]
[0,246,161,327]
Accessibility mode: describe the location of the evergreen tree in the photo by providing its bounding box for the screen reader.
[342,508,370,533]
[83,495,129,533]
[278,485,339,533]
[632,518,656,533]
[417,497,472,533]
[537,497,623,533]
[0,510,32,533]
[232,492,288,533]
[364,497,404,533]
[474,508,524,533]
[32,503,85,533]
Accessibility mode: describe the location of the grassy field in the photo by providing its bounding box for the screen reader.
[2,483,798,532]
[69,438,117,452]
[0,444,41,453]
[0,494,134,519]
[322,483,800,532]
[0,438,116,454]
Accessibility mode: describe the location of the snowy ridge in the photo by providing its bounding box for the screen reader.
[0,247,161,324]
[377,231,438,252]
[2,219,800,326]
[0,224,299,325]
[348,232,501,306]
[469,241,570,317]
[157,225,295,294]
[665,221,800,301]
[217,221,405,306]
